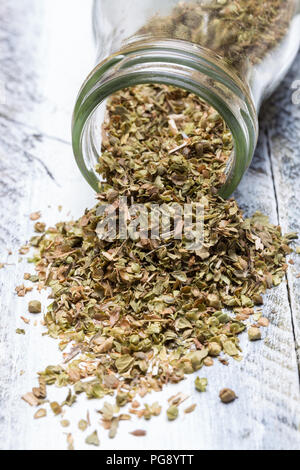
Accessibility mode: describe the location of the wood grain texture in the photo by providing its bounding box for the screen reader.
[262,57,300,371]
[0,0,299,451]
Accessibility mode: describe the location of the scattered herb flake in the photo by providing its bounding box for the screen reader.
[30,211,41,221]
[130,429,147,437]
[61,420,70,428]
[184,404,197,414]
[219,388,237,404]
[50,402,62,416]
[195,377,208,393]
[78,419,88,432]
[28,300,41,314]
[85,430,100,447]
[34,408,47,419]
[248,327,262,341]
[167,405,179,421]
[16,329,25,335]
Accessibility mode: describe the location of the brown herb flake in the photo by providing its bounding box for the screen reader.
[248,327,262,341]
[168,393,189,407]
[34,222,46,233]
[219,388,237,404]
[30,211,41,221]
[50,402,62,415]
[28,300,41,314]
[184,404,197,414]
[22,392,39,407]
[258,317,269,328]
[130,429,147,437]
[16,285,33,297]
[34,408,47,419]
[19,245,30,255]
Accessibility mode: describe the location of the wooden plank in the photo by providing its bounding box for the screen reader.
[0,0,299,450]
[263,53,300,371]
[0,0,96,451]
[231,130,300,450]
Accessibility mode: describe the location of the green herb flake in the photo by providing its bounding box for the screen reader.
[166,405,179,421]
[16,329,25,335]
[85,430,100,447]
[195,377,208,393]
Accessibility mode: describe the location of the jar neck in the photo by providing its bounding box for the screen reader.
[72,38,258,199]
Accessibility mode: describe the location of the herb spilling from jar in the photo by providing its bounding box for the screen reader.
[19,84,297,447]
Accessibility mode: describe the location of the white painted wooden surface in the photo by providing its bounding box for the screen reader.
[0,0,299,451]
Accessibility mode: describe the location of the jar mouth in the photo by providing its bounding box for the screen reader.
[72,38,258,199]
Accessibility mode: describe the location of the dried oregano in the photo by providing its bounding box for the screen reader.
[219,388,237,404]
[195,377,208,393]
[167,405,179,421]
[20,83,297,444]
[138,0,295,76]
[85,430,100,447]
[28,300,41,314]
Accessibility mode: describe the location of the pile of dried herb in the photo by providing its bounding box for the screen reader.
[20,84,296,444]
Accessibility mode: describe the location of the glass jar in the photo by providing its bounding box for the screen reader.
[72,0,300,198]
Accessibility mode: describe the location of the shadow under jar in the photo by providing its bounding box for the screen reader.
[72,0,300,198]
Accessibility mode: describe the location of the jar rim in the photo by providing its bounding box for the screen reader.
[72,38,258,198]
